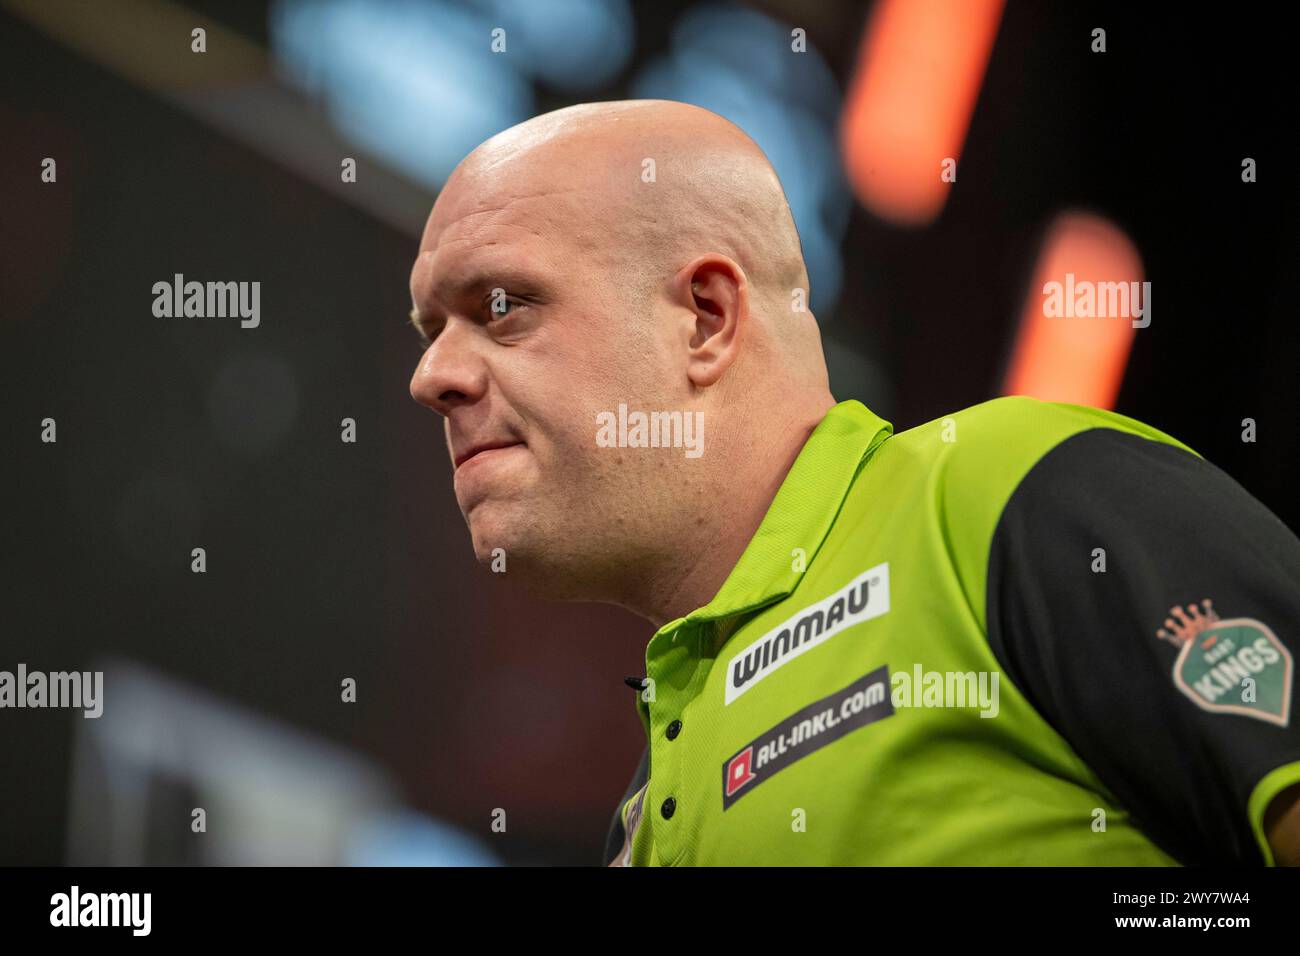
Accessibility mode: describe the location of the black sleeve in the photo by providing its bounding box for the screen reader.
[601,745,649,866]
[986,427,1300,865]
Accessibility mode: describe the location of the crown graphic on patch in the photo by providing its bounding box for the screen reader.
[1155,599,1219,646]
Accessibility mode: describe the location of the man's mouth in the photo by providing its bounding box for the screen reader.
[454,440,525,470]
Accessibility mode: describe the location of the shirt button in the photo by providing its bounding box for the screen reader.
[666,719,682,740]
[661,797,677,819]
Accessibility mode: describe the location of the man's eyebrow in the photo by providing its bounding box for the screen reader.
[409,266,550,338]
[433,267,545,302]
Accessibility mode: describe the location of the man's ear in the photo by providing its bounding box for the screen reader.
[674,254,748,388]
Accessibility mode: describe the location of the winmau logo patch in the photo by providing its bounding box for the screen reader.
[724,563,890,705]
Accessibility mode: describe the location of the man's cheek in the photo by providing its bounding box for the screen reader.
[531,422,591,475]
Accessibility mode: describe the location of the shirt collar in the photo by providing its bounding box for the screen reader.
[673,399,893,631]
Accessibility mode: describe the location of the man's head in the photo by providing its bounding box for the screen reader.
[408,99,834,620]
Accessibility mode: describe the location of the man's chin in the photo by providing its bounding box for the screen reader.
[465,526,594,602]
[464,504,532,571]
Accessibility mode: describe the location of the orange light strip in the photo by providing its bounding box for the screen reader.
[840,0,1005,227]
[1002,211,1146,409]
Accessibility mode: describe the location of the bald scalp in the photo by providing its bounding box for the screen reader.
[443,100,819,374]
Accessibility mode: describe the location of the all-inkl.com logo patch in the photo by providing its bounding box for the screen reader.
[1155,599,1292,727]
[722,666,893,809]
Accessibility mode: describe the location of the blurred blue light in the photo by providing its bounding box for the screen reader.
[668,3,842,126]
[475,0,635,92]
[270,0,535,190]
[346,809,500,866]
[630,2,850,317]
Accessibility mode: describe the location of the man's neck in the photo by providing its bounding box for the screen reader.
[627,401,833,630]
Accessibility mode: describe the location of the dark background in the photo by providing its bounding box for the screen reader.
[1,0,1296,865]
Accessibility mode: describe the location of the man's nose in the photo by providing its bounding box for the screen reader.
[408,320,487,417]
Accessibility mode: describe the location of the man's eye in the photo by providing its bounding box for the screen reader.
[486,293,524,320]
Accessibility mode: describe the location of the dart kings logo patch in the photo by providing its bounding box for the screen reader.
[1155,599,1292,727]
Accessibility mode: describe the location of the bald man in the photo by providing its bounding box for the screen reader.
[408,100,1300,867]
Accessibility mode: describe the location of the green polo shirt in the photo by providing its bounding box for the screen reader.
[604,396,1300,866]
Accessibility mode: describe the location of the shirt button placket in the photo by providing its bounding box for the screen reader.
[661,718,682,821]
[645,623,696,858]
